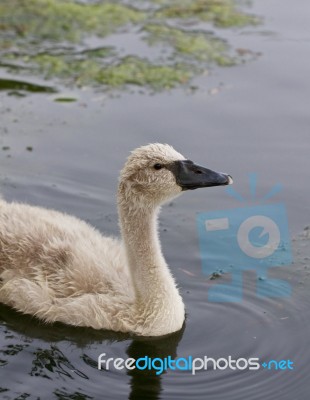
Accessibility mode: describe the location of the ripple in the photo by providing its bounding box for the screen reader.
[171,231,310,399]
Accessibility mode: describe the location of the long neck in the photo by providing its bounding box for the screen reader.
[118,192,177,301]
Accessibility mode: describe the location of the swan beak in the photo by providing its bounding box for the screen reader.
[171,160,233,191]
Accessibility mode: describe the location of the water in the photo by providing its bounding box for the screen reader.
[0,0,310,399]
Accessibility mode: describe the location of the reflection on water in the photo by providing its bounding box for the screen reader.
[0,303,184,399]
[127,329,185,400]
[0,79,56,94]
[31,346,89,380]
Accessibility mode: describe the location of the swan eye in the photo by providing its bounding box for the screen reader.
[153,163,162,170]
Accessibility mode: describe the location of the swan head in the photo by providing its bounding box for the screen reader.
[118,143,233,206]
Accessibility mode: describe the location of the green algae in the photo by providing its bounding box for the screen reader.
[154,0,259,27]
[54,97,77,102]
[15,53,192,89]
[0,0,145,42]
[144,24,235,66]
[0,0,259,93]
[94,57,192,89]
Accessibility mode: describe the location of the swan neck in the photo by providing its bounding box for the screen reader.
[118,198,173,298]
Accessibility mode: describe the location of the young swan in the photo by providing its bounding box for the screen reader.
[0,143,232,336]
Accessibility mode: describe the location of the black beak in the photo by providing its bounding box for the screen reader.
[169,160,233,191]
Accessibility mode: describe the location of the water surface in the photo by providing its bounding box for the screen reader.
[0,0,310,399]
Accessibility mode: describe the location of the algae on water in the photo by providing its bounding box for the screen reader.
[17,53,192,89]
[0,0,146,42]
[154,0,259,28]
[0,0,260,92]
[144,24,235,65]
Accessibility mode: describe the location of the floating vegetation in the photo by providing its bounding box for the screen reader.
[0,0,145,42]
[95,56,192,89]
[54,97,77,102]
[154,0,259,28]
[16,53,193,89]
[144,24,235,66]
[0,0,260,93]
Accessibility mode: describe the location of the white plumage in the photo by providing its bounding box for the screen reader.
[0,143,231,336]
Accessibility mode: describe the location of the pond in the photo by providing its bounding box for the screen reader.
[0,0,310,399]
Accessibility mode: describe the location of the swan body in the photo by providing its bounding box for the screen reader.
[0,143,232,336]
